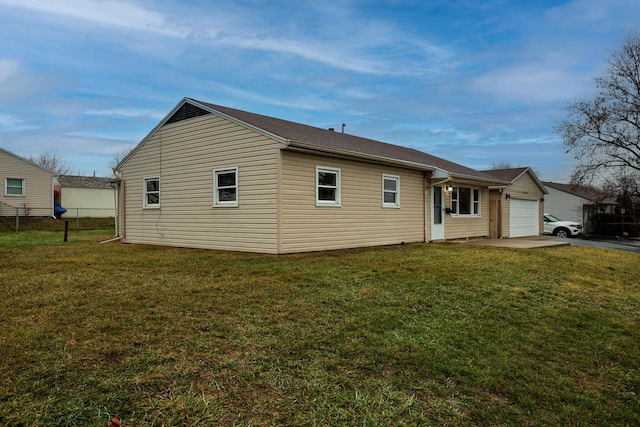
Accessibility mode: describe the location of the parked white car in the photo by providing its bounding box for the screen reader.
[543,213,583,238]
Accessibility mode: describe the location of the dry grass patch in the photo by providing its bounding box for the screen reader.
[1,231,639,426]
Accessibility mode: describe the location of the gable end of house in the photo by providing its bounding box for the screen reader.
[165,102,211,125]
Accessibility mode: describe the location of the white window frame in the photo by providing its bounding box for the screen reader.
[473,188,480,215]
[213,167,239,207]
[143,176,160,209]
[316,166,341,207]
[5,178,25,196]
[450,185,480,217]
[382,174,400,208]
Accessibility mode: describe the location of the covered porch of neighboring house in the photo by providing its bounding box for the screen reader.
[583,202,618,234]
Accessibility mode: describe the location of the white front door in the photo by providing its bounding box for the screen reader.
[431,186,444,240]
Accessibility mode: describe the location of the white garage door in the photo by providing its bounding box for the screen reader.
[509,199,539,237]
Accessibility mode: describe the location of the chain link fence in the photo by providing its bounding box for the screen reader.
[0,201,115,232]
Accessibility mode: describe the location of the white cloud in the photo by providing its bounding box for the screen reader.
[546,0,640,30]
[469,60,594,104]
[202,28,446,76]
[0,113,32,131]
[85,108,165,120]
[205,31,381,74]
[0,0,187,37]
[0,58,22,82]
[0,0,454,76]
[0,58,62,103]
[207,83,340,112]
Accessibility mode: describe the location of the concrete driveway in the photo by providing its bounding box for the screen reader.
[551,236,640,254]
[461,236,640,253]
[460,236,569,249]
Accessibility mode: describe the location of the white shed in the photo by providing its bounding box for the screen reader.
[57,175,116,218]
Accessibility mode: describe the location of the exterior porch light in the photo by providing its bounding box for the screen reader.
[445,185,454,192]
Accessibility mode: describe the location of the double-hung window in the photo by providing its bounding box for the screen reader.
[450,186,480,216]
[143,176,160,208]
[213,167,238,207]
[5,178,25,196]
[382,174,400,208]
[316,166,341,206]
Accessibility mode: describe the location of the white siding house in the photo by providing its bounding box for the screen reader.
[542,182,617,233]
[542,182,592,223]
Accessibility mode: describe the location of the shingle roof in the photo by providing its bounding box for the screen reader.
[481,167,529,182]
[542,181,614,203]
[57,175,114,189]
[482,167,548,194]
[190,99,503,183]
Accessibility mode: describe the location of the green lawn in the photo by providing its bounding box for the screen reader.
[1,228,639,426]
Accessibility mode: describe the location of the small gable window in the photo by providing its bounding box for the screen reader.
[143,176,160,208]
[5,178,25,196]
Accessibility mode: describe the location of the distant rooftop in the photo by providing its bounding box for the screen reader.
[57,175,114,189]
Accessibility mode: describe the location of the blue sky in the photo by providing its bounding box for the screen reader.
[1,0,638,180]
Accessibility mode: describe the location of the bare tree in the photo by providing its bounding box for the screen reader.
[108,146,135,175]
[557,31,640,195]
[600,171,640,202]
[28,152,71,175]
[490,161,515,169]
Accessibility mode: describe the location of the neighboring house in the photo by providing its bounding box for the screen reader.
[113,98,508,254]
[57,175,116,218]
[0,147,55,218]
[482,168,547,238]
[542,182,617,233]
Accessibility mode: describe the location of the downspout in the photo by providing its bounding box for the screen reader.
[111,168,122,238]
[424,173,429,243]
[110,181,119,237]
[51,175,57,219]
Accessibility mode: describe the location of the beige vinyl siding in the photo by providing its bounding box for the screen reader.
[119,114,281,253]
[502,172,545,237]
[443,187,489,240]
[280,150,425,253]
[0,149,54,217]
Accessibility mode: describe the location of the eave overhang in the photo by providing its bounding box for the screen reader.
[285,140,448,176]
